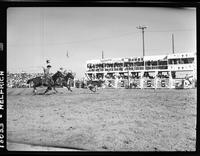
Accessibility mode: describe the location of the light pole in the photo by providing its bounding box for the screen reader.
[137,26,147,89]
[137,25,147,57]
[172,33,175,54]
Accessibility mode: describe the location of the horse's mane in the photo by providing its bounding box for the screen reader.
[65,72,74,79]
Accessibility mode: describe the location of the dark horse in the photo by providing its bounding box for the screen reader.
[56,72,74,92]
[27,71,64,94]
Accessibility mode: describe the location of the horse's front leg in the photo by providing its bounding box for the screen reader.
[33,87,37,95]
[67,85,72,92]
[53,86,58,93]
[43,86,50,94]
[68,87,72,92]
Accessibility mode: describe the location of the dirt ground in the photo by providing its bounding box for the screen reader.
[7,87,196,151]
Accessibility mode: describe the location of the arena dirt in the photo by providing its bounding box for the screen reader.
[7,87,196,151]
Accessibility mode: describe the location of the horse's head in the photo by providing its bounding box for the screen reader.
[52,71,64,81]
[66,72,74,80]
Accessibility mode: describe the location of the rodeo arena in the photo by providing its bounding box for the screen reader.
[7,52,197,151]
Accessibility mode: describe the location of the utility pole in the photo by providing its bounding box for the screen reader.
[137,25,147,57]
[172,34,175,54]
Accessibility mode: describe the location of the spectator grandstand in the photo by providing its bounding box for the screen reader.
[7,72,50,88]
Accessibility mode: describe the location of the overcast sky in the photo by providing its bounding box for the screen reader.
[7,7,196,78]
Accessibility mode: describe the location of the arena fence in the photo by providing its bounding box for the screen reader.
[100,78,195,89]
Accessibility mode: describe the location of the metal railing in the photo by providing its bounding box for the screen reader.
[145,65,168,70]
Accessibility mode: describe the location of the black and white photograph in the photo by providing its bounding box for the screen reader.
[6,6,197,151]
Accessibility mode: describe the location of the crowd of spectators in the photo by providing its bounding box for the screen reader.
[87,60,171,72]
[7,72,44,88]
[87,60,169,72]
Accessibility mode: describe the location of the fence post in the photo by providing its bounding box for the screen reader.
[154,71,158,89]
[140,71,144,89]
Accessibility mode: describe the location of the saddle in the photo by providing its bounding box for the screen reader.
[42,75,54,86]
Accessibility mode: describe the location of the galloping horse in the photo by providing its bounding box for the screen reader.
[27,71,64,94]
[58,72,74,92]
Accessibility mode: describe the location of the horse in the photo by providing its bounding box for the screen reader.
[27,71,64,94]
[58,72,74,92]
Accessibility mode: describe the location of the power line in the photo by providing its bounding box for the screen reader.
[147,28,195,33]
[7,32,139,47]
[7,28,195,47]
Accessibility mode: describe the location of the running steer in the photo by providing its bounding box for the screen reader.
[86,79,105,92]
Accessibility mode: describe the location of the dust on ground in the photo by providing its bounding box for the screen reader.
[7,87,197,151]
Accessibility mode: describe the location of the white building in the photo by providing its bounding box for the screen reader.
[85,52,196,89]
